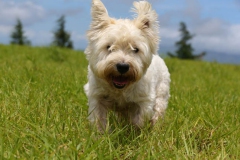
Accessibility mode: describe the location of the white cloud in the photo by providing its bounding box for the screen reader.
[0,1,46,25]
[160,27,179,39]
[25,30,52,45]
[160,18,240,55]
[70,31,87,49]
[0,1,48,45]
[0,25,12,35]
[156,0,240,55]
[194,19,228,37]
[48,8,83,18]
[193,23,240,54]
[71,31,87,41]
[102,0,160,5]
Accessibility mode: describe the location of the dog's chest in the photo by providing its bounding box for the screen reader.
[108,95,137,112]
[106,93,131,107]
[105,88,151,109]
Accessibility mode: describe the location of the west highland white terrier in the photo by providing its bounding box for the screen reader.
[84,0,170,131]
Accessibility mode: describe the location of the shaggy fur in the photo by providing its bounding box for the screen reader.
[84,0,170,131]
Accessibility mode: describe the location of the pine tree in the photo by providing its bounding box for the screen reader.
[168,22,206,59]
[10,19,31,45]
[52,15,73,49]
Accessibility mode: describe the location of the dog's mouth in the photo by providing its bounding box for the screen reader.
[112,75,129,89]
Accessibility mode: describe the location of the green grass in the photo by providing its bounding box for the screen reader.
[0,44,239,159]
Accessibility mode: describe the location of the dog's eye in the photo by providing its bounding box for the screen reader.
[107,45,111,50]
[134,48,139,53]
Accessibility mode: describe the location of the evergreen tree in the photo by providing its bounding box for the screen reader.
[10,19,31,45]
[168,22,206,59]
[52,15,73,49]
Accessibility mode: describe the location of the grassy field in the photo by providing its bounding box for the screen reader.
[0,44,239,159]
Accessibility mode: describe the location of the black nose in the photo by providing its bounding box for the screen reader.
[116,63,129,74]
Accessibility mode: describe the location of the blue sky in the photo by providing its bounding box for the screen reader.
[0,0,240,57]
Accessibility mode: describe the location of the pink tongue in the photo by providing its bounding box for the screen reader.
[113,76,128,85]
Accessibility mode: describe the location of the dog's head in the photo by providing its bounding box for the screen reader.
[85,0,160,89]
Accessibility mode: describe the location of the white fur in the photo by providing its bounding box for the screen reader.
[84,0,170,131]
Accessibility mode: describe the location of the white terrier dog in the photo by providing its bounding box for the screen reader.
[84,0,170,131]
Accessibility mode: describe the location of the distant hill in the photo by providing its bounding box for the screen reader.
[160,47,240,65]
[203,51,240,64]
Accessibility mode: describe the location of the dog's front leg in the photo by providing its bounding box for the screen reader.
[128,103,146,128]
[128,102,155,128]
[88,97,108,132]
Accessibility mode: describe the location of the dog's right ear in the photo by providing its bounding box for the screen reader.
[90,0,110,30]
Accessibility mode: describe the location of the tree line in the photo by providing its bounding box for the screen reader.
[10,16,206,60]
[10,15,73,49]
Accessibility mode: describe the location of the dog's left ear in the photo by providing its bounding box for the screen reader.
[132,1,159,52]
[90,0,110,30]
